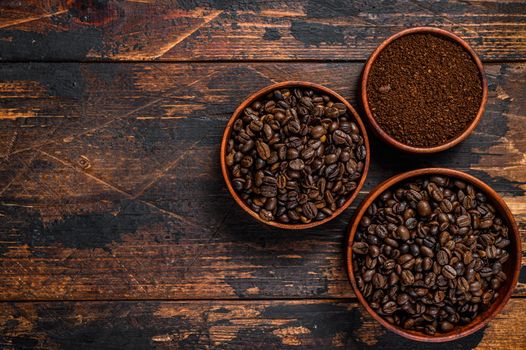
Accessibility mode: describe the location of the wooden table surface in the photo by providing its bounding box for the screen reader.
[1,1,525,349]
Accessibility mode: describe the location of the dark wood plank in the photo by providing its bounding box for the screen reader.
[1,62,525,300]
[1,299,525,349]
[1,1,526,62]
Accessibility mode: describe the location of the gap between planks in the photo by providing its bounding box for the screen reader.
[1,296,525,303]
[1,58,526,64]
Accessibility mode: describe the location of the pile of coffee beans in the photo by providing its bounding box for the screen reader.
[352,175,511,335]
[367,33,483,147]
[225,87,366,224]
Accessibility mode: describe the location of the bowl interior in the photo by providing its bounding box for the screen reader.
[221,81,370,229]
[346,168,521,342]
[361,27,488,153]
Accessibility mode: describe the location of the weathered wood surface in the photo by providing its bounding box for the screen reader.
[1,62,525,300]
[1,1,526,62]
[1,299,525,349]
[1,1,526,347]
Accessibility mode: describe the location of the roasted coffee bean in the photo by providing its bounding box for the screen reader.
[424,272,436,287]
[408,244,419,257]
[440,321,454,332]
[249,119,263,132]
[495,238,510,249]
[333,130,349,145]
[346,159,357,174]
[256,140,271,160]
[325,163,339,180]
[232,178,245,191]
[365,256,377,270]
[405,217,417,230]
[226,152,235,166]
[440,199,453,213]
[240,155,253,168]
[227,87,366,225]
[463,251,473,265]
[302,202,318,220]
[288,119,301,133]
[417,200,432,217]
[351,175,511,336]
[396,225,411,241]
[259,209,274,221]
[324,153,338,165]
[437,249,450,266]
[289,159,305,171]
[442,265,457,279]
[420,246,434,258]
[401,270,415,285]
[479,267,493,278]
[265,197,277,211]
[373,273,387,289]
[480,218,494,229]
[397,293,409,305]
[363,269,375,282]
[287,210,300,221]
[310,125,326,138]
[276,174,287,189]
[260,185,277,198]
[369,245,380,258]
[405,189,422,202]
[382,301,397,314]
[456,214,471,227]
[352,242,369,255]
[286,148,299,160]
[422,257,433,271]
[240,139,255,153]
[301,147,315,160]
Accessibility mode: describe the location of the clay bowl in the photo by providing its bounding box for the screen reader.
[220,81,370,229]
[346,168,521,342]
[361,27,488,154]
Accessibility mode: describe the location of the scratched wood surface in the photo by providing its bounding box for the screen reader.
[1,299,526,349]
[0,62,525,301]
[1,0,526,62]
[1,1,526,349]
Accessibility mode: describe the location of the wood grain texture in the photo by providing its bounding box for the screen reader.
[1,1,526,62]
[1,299,526,349]
[2,2,525,348]
[1,62,525,300]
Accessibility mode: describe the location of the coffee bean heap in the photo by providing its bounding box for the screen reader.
[352,176,511,335]
[226,87,366,224]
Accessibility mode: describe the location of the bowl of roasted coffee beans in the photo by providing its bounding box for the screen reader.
[347,168,521,342]
[221,81,370,229]
[361,27,488,153]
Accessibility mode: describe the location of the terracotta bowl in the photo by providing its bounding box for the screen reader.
[361,27,488,154]
[220,81,370,229]
[346,168,521,342]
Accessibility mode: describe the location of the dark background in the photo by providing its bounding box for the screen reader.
[0,1,525,349]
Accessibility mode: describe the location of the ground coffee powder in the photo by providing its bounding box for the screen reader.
[367,33,483,148]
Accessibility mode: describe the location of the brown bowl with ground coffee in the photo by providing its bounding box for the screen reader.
[361,27,488,153]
